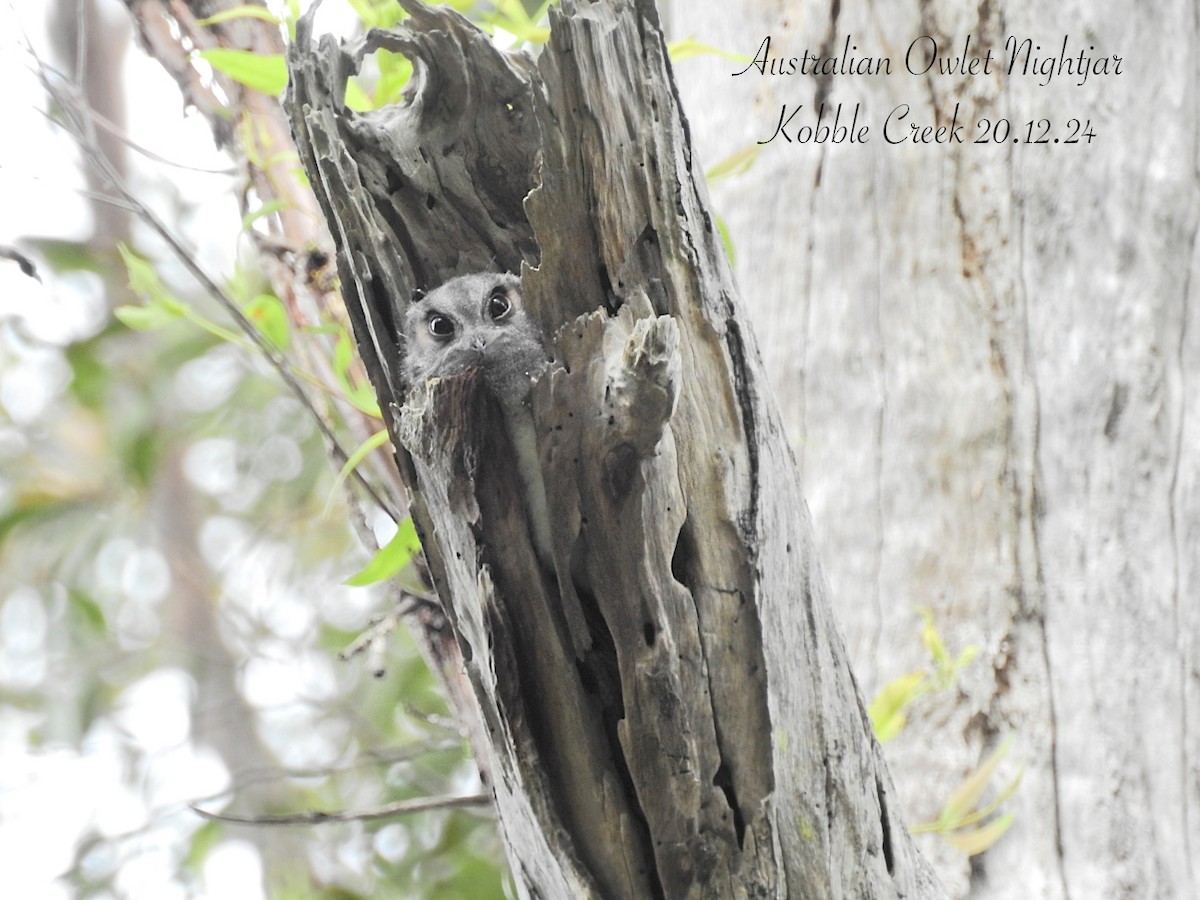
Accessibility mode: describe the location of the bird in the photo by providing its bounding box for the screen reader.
[403,273,549,406]
[403,272,553,563]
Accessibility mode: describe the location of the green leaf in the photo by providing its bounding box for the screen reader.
[482,0,553,43]
[531,0,558,20]
[116,247,248,347]
[195,6,281,27]
[123,428,162,488]
[241,199,291,231]
[868,671,926,743]
[943,813,1014,856]
[199,49,288,96]
[918,605,950,669]
[22,238,104,275]
[344,0,405,29]
[667,37,752,64]
[334,330,382,417]
[348,50,413,111]
[68,590,108,635]
[179,309,246,347]
[65,335,112,409]
[344,78,374,112]
[114,303,179,331]
[955,644,981,669]
[344,0,375,22]
[182,821,224,872]
[243,294,290,351]
[327,428,390,509]
[345,518,422,587]
[120,245,165,302]
[705,144,762,182]
[118,245,188,316]
[0,495,86,547]
[490,0,533,28]
[373,50,413,107]
[957,767,1024,829]
[937,736,1015,829]
[714,212,736,267]
[283,0,300,39]
[484,17,550,44]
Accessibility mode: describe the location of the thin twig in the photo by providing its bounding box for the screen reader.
[28,60,238,175]
[187,738,470,807]
[339,594,431,676]
[72,187,142,213]
[191,792,491,827]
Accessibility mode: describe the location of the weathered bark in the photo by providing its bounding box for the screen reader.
[286,1,943,897]
[666,2,1200,898]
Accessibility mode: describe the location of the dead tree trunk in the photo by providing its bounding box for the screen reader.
[286,1,944,896]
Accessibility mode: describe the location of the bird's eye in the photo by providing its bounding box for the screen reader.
[428,315,455,338]
[487,291,512,321]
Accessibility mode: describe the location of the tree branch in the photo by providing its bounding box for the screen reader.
[192,792,491,827]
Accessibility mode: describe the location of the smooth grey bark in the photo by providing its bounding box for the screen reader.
[664,1,1200,898]
[287,1,944,897]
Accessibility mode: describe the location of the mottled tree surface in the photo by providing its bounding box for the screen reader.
[667,3,1200,899]
[286,1,943,896]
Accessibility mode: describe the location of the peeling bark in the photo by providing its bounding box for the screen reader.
[286,1,944,896]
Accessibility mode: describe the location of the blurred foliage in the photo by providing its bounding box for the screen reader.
[867,611,1017,856]
[665,36,752,64]
[913,737,1022,856]
[199,48,290,96]
[2,225,501,895]
[868,606,979,743]
[345,517,421,587]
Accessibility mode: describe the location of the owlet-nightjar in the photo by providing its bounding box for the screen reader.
[403,273,553,562]
[403,273,548,406]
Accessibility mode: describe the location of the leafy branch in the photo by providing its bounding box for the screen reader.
[868,606,980,743]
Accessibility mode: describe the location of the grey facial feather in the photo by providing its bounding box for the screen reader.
[403,273,548,408]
